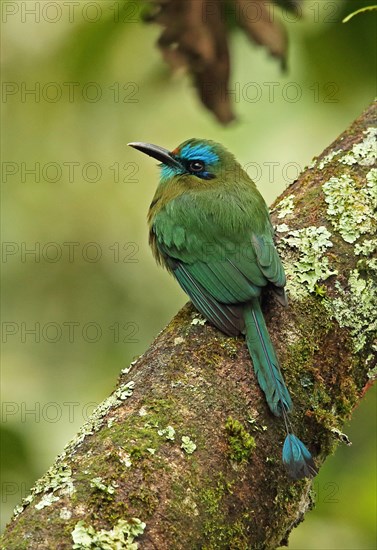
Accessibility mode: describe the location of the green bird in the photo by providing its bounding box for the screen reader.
[128,138,317,479]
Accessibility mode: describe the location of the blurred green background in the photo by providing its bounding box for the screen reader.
[1,0,376,546]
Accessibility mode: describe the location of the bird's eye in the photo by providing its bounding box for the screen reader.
[189,160,205,172]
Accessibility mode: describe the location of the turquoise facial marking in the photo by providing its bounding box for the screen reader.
[160,141,219,181]
[160,164,180,180]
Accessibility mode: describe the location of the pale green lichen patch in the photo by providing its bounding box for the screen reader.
[317,149,343,169]
[13,463,75,517]
[367,363,377,380]
[322,165,377,351]
[71,518,146,549]
[69,380,136,449]
[247,417,268,432]
[327,269,377,352]
[12,379,136,517]
[340,127,377,166]
[322,171,377,243]
[308,158,317,169]
[275,223,290,233]
[38,463,75,497]
[181,435,197,454]
[274,194,295,219]
[90,477,117,495]
[59,380,136,459]
[367,167,377,184]
[355,239,377,256]
[121,364,134,376]
[191,316,206,326]
[34,493,60,510]
[13,495,33,517]
[60,507,72,520]
[157,425,176,440]
[280,226,337,298]
[330,427,352,446]
[117,448,133,467]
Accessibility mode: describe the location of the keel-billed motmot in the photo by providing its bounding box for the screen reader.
[128,138,317,480]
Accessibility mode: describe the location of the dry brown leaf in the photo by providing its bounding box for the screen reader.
[145,0,301,123]
[235,0,288,68]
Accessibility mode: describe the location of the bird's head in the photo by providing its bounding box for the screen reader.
[128,138,237,184]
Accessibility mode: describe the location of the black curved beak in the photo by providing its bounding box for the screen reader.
[128,142,182,169]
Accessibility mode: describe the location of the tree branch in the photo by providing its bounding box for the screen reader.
[2,102,376,550]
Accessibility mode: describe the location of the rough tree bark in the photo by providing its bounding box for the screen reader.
[2,102,376,550]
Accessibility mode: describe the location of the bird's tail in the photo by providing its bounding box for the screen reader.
[244,299,317,480]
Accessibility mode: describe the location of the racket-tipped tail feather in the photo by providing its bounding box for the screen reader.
[282,434,317,480]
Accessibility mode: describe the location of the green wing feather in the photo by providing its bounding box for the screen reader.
[252,234,286,287]
[152,188,286,341]
[185,260,261,303]
[153,198,284,306]
[171,260,244,336]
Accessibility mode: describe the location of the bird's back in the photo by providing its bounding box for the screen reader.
[149,171,275,268]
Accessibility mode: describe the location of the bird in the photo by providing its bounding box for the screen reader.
[128,138,317,480]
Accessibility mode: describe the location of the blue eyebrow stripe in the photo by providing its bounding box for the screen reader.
[179,143,219,164]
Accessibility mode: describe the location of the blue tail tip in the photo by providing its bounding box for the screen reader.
[282,434,318,480]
